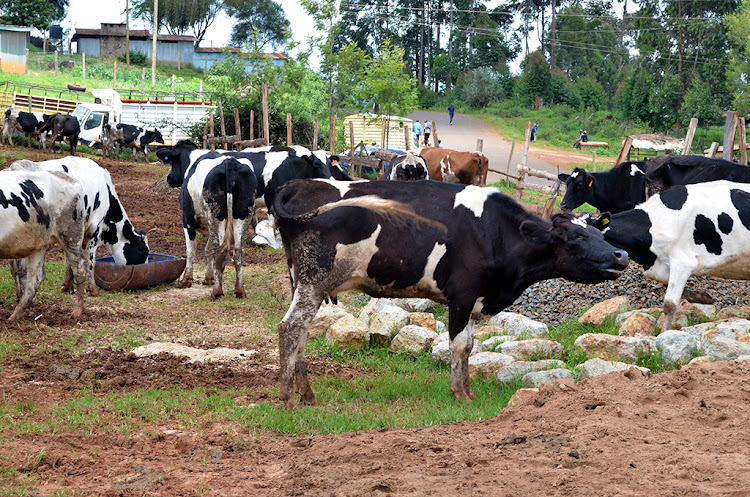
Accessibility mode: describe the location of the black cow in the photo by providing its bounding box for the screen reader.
[39,113,81,155]
[2,109,47,148]
[157,140,335,214]
[103,123,164,161]
[255,145,353,181]
[584,180,750,331]
[273,179,629,408]
[380,152,431,181]
[559,154,750,213]
[164,150,258,299]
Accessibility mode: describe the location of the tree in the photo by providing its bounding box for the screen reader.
[0,0,56,30]
[726,0,750,116]
[131,0,223,47]
[225,0,290,50]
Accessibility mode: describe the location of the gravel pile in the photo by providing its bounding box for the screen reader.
[507,265,750,324]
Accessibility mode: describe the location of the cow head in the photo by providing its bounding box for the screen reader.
[157,140,198,188]
[151,129,165,144]
[558,168,594,211]
[122,228,150,265]
[302,153,333,179]
[519,212,628,283]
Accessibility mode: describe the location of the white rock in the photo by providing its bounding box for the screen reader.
[655,330,698,365]
[358,298,403,326]
[431,337,482,365]
[434,332,449,346]
[436,321,446,334]
[574,333,656,363]
[578,296,630,325]
[402,298,437,312]
[495,360,565,383]
[370,305,410,344]
[488,312,549,338]
[700,335,750,361]
[468,352,515,379]
[389,325,438,354]
[132,343,256,363]
[308,304,351,340]
[521,368,574,388]
[681,322,721,339]
[327,314,370,349]
[688,356,715,365]
[577,357,650,381]
[498,339,564,361]
[482,335,519,352]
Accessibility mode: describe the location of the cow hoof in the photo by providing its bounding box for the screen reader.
[60,284,74,294]
[452,391,474,403]
[71,310,83,321]
[179,279,192,289]
[299,393,317,406]
[283,398,298,410]
[210,291,224,301]
[235,290,246,299]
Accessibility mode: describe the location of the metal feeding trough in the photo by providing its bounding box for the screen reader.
[94,253,186,291]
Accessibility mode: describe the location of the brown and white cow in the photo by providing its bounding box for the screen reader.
[416,148,488,186]
[273,179,629,408]
[0,162,87,321]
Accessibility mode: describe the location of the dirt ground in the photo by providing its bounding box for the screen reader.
[2,148,750,496]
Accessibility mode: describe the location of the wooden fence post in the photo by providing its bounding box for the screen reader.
[349,120,356,178]
[287,113,292,145]
[141,67,145,92]
[177,50,181,71]
[262,85,269,146]
[250,110,254,141]
[54,50,58,77]
[209,114,215,151]
[25,48,29,74]
[739,117,748,166]
[476,138,484,153]
[404,124,410,151]
[381,117,387,149]
[217,98,227,149]
[431,121,438,148]
[505,136,516,187]
[82,52,86,79]
[707,142,720,158]
[113,59,117,88]
[313,118,319,150]
[233,107,241,150]
[683,117,698,155]
[615,136,633,165]
[515,122,533,201]
[329,114,336,155]
[723,111,739,161]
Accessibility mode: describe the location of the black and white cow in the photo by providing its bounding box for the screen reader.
[585,180,750,331]
[380,152,431,181]
[0,164,87,322]
[163,149,258,299]
[273,179,629,408]
[2,108,48,148]
[39,113,81,155]
[10,157,150,294]
[559,155,750,213]
[103,123,164,161]
[158,140,336,213]
[252,145,353,181]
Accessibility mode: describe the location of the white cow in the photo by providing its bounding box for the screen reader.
[10,157,150,294]
[0,164,87,321]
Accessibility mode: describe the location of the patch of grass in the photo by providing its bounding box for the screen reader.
[635,349,669,374]
[547,317,618,369]
[487,180,597,214]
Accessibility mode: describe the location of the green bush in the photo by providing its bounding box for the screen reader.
[118,50,148,66]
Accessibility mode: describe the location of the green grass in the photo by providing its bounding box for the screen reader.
[487,180,597,213]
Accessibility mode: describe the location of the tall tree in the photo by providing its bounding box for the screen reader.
[225,0,290,50]
[131,0,223,47]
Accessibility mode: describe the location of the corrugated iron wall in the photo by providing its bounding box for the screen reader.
[0,31,28,74]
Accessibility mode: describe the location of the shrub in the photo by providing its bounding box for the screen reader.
[118,50,148,66]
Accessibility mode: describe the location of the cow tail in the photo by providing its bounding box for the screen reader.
[278,194,447,233]
[223,160,236,256]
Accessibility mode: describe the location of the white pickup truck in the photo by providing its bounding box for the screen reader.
[71,89,214,147]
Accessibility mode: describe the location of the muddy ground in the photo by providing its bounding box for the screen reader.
[1,148,750,496]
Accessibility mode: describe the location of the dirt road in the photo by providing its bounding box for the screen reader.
[408,111,613,185]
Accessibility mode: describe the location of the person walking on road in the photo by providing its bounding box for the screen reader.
[412,119,422,147]
[448,104,455,125]
[531,121,538,141]
[423,120,432,146]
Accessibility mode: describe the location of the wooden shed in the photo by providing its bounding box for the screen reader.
[342,113,413,151]
[0,25,32,74]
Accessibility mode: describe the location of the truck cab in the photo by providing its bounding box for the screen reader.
[71,103,114,147]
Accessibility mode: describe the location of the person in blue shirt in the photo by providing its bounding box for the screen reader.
[412,120,422,147]
[531,121,538,141]
[448,104,455,125]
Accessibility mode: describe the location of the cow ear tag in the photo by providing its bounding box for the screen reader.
[588,178,593,187]
[601,217,609,226]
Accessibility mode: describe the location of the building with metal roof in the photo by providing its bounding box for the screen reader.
[0,25,33,74]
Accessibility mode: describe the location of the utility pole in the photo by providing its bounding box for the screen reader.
[524,0,529,58]
[151,0,158,86]
[419,0,424,86]
[550,0,556,68]
[126,0,130,68]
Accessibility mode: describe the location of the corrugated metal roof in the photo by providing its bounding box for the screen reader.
[194,47,289,59]
[72,28,194,42]
[0,25,33,32]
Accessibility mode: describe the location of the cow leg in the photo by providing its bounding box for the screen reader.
[8,251,46,322]
[662,265,693,331]
[278,284,325,409]
[205,226,227,301]
[181,228,197,288]
[9,260,24,302]
[203,241,218,289]
[448,305,476,402]
[232,220,248,299]
[69,135,78,155]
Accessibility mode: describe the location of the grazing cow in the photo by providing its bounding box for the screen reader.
[416,147,488,186]
[559,155,750,213]
[585,180,750,331]
[163,148,258,298]
[39,113,81,155]
[2,109,47,148]
[103,123,164,161]
[10,157,150,294]
[158,140,336,213]
[380,152,431,181]
[273,179,629,408]
[0,164,87,321]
